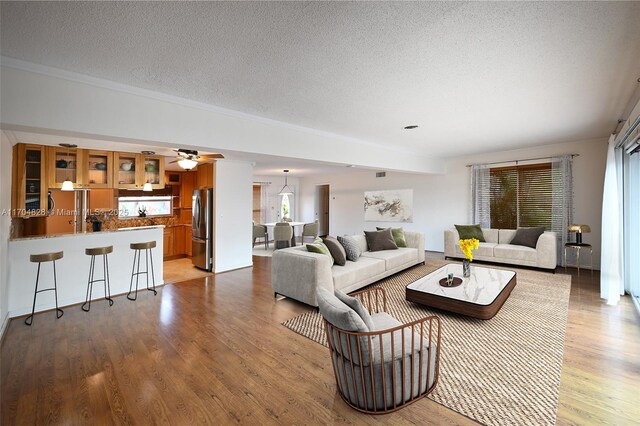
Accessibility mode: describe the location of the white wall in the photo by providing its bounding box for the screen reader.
[215,161,253,272]
[299,138,608,268]
[0,131,12,336]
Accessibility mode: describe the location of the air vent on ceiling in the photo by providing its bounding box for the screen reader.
[376,172,386,178]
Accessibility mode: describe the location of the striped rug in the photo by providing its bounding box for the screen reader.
[282,259,571,426]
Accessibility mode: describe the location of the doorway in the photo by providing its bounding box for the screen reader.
[315,184,330,237]
[252,184,261,223]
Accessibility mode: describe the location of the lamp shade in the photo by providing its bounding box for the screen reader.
[178,158,199,170]
[61,180,74,191]
[568,224,591,233]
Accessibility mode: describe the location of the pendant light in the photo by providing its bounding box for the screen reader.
[278,169,294,195]
[60,143,77,191]
[143,182,153,192]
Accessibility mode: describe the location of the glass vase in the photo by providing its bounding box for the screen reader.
[463,259,471,278]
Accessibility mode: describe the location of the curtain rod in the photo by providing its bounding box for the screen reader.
[465,154,579,168]
[253,181,272,184]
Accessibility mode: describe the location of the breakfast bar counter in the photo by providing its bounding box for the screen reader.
[7,226,164,319]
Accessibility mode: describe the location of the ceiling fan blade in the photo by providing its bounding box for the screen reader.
[199,153,224,159]
[169,159,180,164]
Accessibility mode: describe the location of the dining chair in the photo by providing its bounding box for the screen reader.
[301,221,319,243]
[274,222,293,249]
[252,222,269,250]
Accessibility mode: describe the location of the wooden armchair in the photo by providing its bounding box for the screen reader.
[321,287,441,414]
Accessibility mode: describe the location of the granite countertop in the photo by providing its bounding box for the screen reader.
[10,225,166,242]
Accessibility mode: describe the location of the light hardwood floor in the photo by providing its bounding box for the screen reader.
[1,254,638,424]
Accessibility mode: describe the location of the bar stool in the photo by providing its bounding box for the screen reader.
[25,251,64,326]
[127,241,157,300]
[82,245,114,312]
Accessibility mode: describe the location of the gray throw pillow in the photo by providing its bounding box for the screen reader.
[337,235,362,261]
[364,228,398,252]
[322,236,347,266]
[510,227,545,248]
[334,290,375,330]
[316,288,369,332]
[454,224,486,242]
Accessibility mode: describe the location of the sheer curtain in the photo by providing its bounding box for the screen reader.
[470,164,491,227]
[551,155,574,266]
[600,135,624,305]
[260,183,269,224]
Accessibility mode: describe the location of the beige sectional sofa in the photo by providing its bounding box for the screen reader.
[272,232,425,307]
[444,228,557,270]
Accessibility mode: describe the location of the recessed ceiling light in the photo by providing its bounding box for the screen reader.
[141,150,155,155]
[403,125,419,130]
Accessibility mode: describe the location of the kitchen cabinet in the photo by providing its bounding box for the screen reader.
[196,162,215,189]
[47,146,86,189]
[181,171,196,208]
[12,144,49,217]
[83,150,113,188]
[185,227,192,256]
[114,153,165,190]
[174,226,186,256]
[163,227,174,259]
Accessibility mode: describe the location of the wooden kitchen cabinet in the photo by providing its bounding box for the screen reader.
[174,226,186,255]
[114,152,165,190]
[196,162,215,189]
[181,171,196,208]
[185,227,192,256]
[83,150,113,188]
[47,146,86,189]
[12,144,49,217]
[163,227,174,259]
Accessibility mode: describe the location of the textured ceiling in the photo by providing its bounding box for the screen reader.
[1,1,640,159]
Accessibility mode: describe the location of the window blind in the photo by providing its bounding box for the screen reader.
[490,163,552,230]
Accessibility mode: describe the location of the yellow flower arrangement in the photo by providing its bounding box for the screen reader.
[459,238,480,261]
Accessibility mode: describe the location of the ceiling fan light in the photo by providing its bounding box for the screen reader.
[61,179,74,191]
[178,158,199,170]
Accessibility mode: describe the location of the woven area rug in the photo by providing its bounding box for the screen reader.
[282,259,571,426]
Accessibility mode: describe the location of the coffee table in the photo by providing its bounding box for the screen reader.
[406,264,517,319]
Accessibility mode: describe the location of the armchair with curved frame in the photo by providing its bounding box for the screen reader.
[322,287,441,414]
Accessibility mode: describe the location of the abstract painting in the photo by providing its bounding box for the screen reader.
[364,189,413,222]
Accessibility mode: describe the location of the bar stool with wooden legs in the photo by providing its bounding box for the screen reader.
[81,245,114,312]
[127,241,158,300]
[25,251,64,326]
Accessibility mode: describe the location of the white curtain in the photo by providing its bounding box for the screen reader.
[260,183,269,224]
[551,155,574,266]
[600,135,624,305]
[470,164,491,227]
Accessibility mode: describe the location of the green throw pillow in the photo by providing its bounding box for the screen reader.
[454,224,486,242]
[376,227,407,247]
[306,237,334,265]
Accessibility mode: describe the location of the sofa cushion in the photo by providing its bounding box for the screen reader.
[333,257,386,290]
[494,244,537,262]
[338,235,363,261]
[376,227,407,247]
[482,228,499,244]
[306,237,334,266]
[364,228,398,252]
[335,289,375,330]
[323,236,347,266]
[453,242,497,258]
[317,287,369,332]
[510,227,545,248]
[454,224,486,242]
[361,247,417,270]
[498,229,517,244]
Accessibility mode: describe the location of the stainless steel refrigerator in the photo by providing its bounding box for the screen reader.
[192,188,214,271]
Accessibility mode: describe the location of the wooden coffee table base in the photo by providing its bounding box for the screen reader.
[406,274,517,320]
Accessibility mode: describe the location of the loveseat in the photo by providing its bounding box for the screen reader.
[444,228,557,270]
[272,232,425,307]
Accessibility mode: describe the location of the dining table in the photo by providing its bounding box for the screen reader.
[264,221,306,247]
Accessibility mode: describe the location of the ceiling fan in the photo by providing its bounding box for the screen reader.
[169,149,224,170]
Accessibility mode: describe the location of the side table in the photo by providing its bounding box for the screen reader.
[564,243,593,276]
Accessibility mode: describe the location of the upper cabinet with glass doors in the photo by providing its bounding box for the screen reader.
[114,152,165,190]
